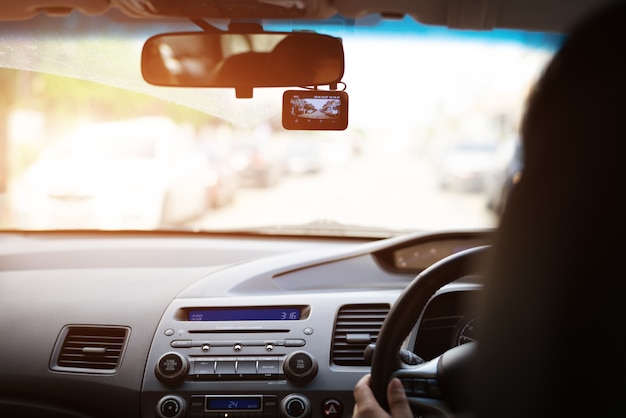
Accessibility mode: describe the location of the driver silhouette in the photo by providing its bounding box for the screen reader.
[353,1,626,416]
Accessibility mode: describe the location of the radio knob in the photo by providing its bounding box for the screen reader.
[155,352,189,384]
[280,394,311,418]
[283,351,318,384]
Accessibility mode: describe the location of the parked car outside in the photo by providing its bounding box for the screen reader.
[284,136,325,175]
[229,127,286,187]
[10,117,213,229]
[485,136,524,215]
[204,147,240,209]
[436,141,497,192]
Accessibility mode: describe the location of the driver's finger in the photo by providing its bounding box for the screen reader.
[387,378,413,418]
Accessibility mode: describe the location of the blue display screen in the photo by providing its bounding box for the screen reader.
[188,307,301,321]
[206,397,261,410]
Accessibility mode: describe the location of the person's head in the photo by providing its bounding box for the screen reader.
[477,2,626,416]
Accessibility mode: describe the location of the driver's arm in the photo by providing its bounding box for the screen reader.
[353,374,413,418]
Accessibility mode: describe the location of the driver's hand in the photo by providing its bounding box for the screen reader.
[353,374,413,418]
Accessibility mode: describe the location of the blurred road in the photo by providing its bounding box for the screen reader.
[191,150,497,233]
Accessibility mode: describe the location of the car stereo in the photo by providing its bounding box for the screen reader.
[145,304,325,418]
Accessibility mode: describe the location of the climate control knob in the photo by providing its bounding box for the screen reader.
[280,394,311,418]
[283,351,318,384]
[156,395,186,418]
[155,352,189,384]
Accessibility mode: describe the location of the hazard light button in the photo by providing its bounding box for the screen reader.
[321,399,343,418]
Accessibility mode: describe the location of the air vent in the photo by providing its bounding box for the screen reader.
[51,325,129,374]
[331,304,389,366]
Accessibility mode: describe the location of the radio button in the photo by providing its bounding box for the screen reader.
[258,359,280,375]
[215,360,237,375]
[237,360,258,374]
[193,360,216,375]
[171,340,192,348]
[284,339,306,347]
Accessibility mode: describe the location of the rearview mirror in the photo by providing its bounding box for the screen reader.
[141,31,344,95]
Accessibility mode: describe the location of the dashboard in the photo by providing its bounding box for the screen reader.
[0,229,490,418]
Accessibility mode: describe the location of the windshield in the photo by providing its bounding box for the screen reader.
[0,12,559,236]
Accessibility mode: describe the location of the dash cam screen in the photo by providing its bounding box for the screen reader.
[282,90,348,130]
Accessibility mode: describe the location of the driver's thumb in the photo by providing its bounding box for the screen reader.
[387,378,413,418]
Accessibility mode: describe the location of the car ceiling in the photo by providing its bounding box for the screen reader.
[0,0,621,32]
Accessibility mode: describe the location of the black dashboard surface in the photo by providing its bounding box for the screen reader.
[0,230,490,418]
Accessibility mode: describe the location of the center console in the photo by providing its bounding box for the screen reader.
[141,298,360,418]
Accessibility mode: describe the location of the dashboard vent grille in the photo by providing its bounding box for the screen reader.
[52,326,129,373]
[331,304,390,366]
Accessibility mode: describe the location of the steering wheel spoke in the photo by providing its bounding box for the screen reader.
[370,246,489,416]
[393,361,439,398]
[392,360,450,417]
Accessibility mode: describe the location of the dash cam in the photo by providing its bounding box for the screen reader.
[282,90,348,131]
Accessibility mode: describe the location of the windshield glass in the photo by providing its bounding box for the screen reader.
[0,13,560,235]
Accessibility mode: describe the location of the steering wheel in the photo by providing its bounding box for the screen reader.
[370,245,490,417]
